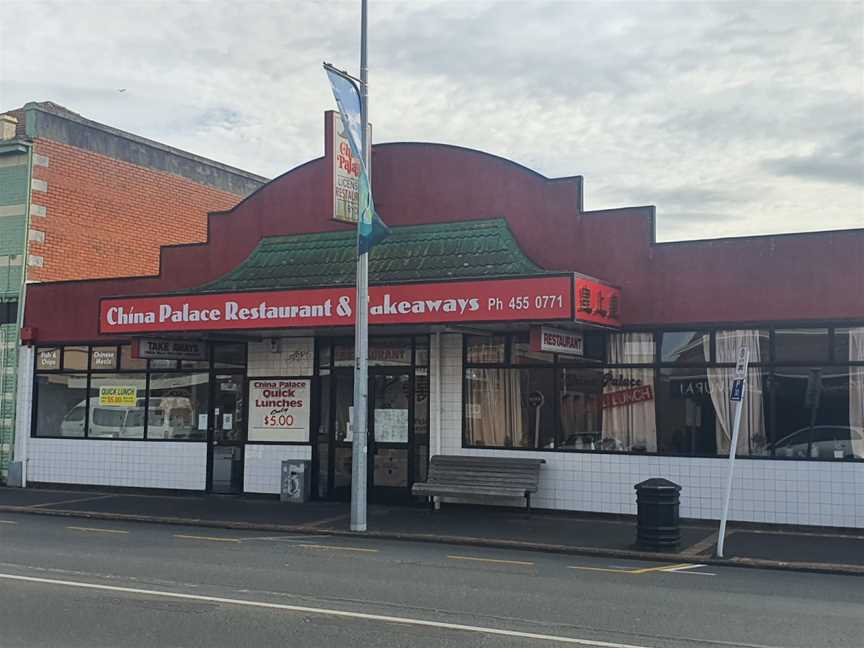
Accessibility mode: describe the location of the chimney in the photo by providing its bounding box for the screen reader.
[0,114,18,141]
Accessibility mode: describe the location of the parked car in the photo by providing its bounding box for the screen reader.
[769,426,864,459]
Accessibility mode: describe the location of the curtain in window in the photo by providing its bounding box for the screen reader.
[465,369,523,447]
[850,327,864,458]
[706,330,767,455]
[601,333,656,452]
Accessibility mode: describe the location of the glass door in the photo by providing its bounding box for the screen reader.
[325,369,413,502]
[370,372,411,502]
[209,373,245,493]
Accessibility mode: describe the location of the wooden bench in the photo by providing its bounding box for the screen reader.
[412,455,545,510]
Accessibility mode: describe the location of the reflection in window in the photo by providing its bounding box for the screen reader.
[558,368,603,450]
[606,332,654,364]
[464,368,555,448]
[660,331,709,364]
[511,332,554,364]
[465,336,506,364]
[88,374,147,439]
[770,367,861,459]
[774,328,829,362]
[147,373,209,440]
[34,374,88,437]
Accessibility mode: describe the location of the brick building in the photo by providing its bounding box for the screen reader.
[0,102,267,478]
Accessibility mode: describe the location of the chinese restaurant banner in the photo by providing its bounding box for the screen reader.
[99,275,620,335]
[574,276,621,328]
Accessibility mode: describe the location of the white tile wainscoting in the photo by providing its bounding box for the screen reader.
[243,444,312,494]
[27,438,207,490]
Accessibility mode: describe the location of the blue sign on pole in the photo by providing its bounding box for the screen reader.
[730,378,745,401]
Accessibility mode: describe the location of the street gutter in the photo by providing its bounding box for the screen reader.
[1,504,862,577]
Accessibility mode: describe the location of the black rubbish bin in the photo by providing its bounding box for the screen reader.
[634,478,681,551]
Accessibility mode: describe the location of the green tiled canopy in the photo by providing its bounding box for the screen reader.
[198,219,551,292]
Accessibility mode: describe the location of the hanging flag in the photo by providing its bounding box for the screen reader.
[324,66,390,253]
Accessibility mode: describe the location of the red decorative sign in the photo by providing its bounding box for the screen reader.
[99,276,574,334]
[602,385,654,409]
[574,277,621,327]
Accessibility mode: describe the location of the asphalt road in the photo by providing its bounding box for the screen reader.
[0,512,861,648]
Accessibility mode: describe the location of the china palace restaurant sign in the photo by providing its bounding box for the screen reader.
[99,275,621,334]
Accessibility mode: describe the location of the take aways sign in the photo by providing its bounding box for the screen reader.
[132,338,207,360]
[248,379,310,442]
[99,276,575,334]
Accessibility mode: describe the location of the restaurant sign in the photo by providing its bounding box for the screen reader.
[248,379,310,443]
[530,325,583,356]
[100,276,578,334]
[329,111,371,224]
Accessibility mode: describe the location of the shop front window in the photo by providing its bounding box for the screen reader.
[558,368,603,450]
[34,374,88,437]
[774,328,829,363]
[465,335,506,364]
[87,373,147,439]
[770,367,861,459]
[147,373,209,440]
[660,331,710,364]
[464,367,555,449]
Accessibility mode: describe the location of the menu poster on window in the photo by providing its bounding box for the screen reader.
[99,386,137,407]
[374,409,409,443]
[248,379,310,442]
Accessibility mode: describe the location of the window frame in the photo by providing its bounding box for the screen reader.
[460,323,864,462]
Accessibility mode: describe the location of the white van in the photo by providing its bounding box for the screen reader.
[60,397,198,439]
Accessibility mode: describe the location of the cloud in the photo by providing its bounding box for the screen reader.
[1,0,861,241]
[763,131,864,187]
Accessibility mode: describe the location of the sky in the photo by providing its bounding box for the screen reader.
[1,0,862,241]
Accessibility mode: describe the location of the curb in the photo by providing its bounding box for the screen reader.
[2,505,862,577]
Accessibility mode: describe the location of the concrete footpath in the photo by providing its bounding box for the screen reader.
[0,486,862,576]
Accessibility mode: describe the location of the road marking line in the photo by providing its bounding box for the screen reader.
[66,526,128,535]
[682,531,718,556]
[569,563,693,575]
[175,534,241,543]
[659,564,707,573]
[243,534,332,542]
[32,495,115,508]
[0,571,652,647]
[0,520,18,525]
[298,543,378,553]
[447,555,534,567]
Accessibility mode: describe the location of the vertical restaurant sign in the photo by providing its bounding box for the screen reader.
[574,276,622,328]
[330,111,371,224]
[99,276,576,333]
[248,379,310,442]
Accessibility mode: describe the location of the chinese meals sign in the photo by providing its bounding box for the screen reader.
[248,379,310,443]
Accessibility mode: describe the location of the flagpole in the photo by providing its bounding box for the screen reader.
[350,0,370,532]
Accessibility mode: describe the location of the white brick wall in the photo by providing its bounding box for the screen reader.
[433,333,864,528]
[243,444,312,494]
[27,438,206,490]
[248,337,314,377]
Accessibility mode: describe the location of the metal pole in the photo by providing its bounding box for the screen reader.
[716,393,744,557]
[350,0,370,532]
[716,346,749,558]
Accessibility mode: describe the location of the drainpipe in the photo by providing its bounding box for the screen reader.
[435,331,442,457]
